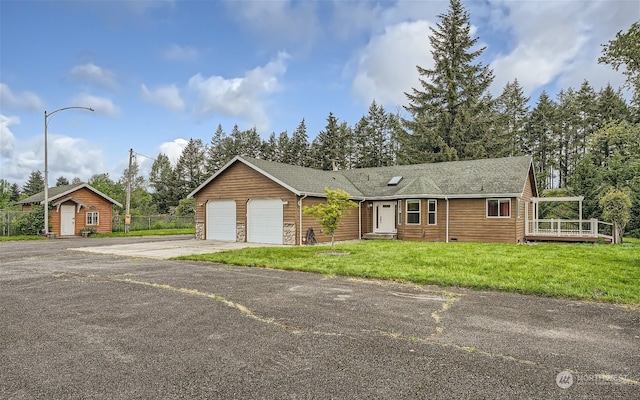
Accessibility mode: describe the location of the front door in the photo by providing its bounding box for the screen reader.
[374,202,396,233]
[60,205,76,236]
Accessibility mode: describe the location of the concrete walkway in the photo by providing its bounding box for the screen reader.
[70,238,277,259]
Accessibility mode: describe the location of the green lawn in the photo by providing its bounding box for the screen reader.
[178,238,640,305]
[0,228,194,241]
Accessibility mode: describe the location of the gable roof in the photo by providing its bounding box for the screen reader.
[18,183,123,207]
[189,155,536,200]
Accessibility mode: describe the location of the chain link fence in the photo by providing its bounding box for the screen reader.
[1,210,194,236]
[112,214,195,232]
[1,209,22,236]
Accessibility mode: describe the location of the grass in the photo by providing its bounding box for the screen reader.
[0,235,47,241]
[177,238,640,305]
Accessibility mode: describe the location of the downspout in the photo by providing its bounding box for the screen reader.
[445,197,450,243]
[358,198,366,239]
[298,194,308,245]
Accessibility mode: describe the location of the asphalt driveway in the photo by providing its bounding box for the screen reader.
[1,236,638,399]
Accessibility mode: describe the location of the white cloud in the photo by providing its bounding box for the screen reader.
[163,44,199,62]
[351,20,433,107]
[188,52,289,132]
[0,114,18,158]
[69,63,117,89]
[159,138,188,165]
[487,0,638,97]
[73,94,120,117]
[0,83,43,112]
[141,84,185,112]
[225,1,320,46]
[46,135,106,182]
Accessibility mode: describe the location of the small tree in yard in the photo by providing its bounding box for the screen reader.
[599,187,632,244]
[303,188,358,253]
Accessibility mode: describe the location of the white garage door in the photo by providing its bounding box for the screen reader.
[206,200,236,241]
[247,199,283,244]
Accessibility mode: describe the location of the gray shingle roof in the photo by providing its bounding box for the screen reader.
[191,155,535,200]
[18,183,123,207]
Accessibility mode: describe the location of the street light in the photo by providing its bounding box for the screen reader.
[43,107,94,236]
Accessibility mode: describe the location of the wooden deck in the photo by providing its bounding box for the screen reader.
[525,219,613,244]
[525,234,612,244]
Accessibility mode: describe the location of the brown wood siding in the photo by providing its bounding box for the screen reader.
[448,198,517,243]
[397,199,446,242]
[299,196,360,244]
[516,168,536,242]
[50,188,114,235]
[194,162,298,242]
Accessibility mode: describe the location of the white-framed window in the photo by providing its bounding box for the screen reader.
[487,199,510,218]
[86,212,99,225]
[406,200,420,224]
[397,200,402,225]
[428,200,437,225]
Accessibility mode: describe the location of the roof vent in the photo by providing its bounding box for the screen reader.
[387,176,403,186]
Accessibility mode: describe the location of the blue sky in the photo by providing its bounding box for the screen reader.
[1,0,638,187]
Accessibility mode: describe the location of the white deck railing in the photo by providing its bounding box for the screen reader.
[526,219,613,240]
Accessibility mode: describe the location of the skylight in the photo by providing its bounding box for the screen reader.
[387,176,403,186]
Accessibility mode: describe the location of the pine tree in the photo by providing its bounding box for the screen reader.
[289,119,310,166]
[309,112,346,170]
[261,132,278,161]
[55,176,70,186]
[494,79,529,157]
[276,131,291,163]
[205,124,231,175]
[525,91,559,191]
[403,0,494,161]
[175,138,206,198]
[149,153,178,214]
[22,170,45,196]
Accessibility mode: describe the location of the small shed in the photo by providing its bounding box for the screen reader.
[18,183,122,237]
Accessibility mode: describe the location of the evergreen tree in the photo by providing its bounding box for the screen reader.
[493,79,529,157]
[149,153,178,214]
[55,176,70,186]
[289,119,310,166]
[71,177,83,185]
[9,183,20,202]
[309,112,346,170]
[22,170,45,196]
[403,0,494,161]
[597,84,630,125]
[175,138,206,199]
[524,91,559,191]
[205,124,231,175]
[360,100,395,167]
[261,132,278,161]
[276,131,290,163]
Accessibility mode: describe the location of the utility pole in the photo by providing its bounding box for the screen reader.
[125,148,133,234]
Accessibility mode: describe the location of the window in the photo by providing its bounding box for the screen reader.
[397,200,402,225]
[428,200,437,225]
[487,199,510,218]
[406,200,420,224]
[86,212,99,225]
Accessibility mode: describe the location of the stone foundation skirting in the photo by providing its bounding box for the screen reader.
[195,221,204,240]
[283,222,296,245]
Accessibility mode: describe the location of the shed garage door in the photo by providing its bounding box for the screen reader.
[206,200,236,241]
[247,199,283,244]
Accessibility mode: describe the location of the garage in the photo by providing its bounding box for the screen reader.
[247,199,283,244]
[206,200,236,241]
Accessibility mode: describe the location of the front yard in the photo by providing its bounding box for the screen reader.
[178,238,640,305]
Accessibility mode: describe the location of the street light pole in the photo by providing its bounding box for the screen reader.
[43,107,94,236]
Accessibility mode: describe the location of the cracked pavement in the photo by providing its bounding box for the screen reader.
[1,236,638,399]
